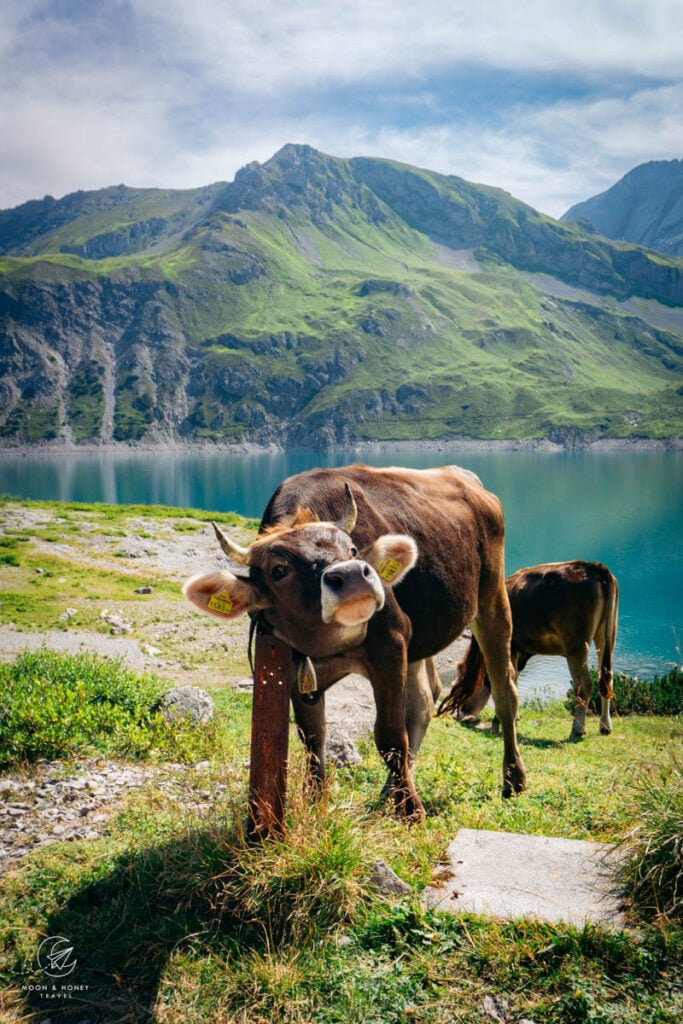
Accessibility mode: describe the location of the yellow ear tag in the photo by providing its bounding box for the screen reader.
[377,558,402,582]
[207,592,234,615]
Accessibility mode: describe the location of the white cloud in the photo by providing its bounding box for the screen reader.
[0,1,681,212]
[132,0,683,89]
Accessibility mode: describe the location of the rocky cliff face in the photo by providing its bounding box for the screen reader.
[1,146,682,448]
[562,160,683,258]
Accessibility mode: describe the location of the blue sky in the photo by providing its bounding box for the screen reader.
[1,0,681,217]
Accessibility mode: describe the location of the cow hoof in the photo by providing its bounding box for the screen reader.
[502,763,526,798]
[394,792,426,823]
[569,729,585,742]
[599,723,612,735]
[458,714,478,727]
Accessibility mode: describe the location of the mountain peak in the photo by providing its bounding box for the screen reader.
[562,159,683,256]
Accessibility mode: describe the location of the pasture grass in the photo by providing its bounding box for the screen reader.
[0,651,681,1023]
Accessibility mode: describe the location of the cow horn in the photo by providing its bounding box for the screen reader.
[337,483,358,534]
[212,521,251,565]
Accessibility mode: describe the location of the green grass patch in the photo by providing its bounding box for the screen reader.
[0,496,259,532]
[0,554,162,631]
[0,644,681,1022]
[0,649,230,766]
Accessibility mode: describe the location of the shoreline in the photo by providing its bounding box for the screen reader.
[1,436,682,458]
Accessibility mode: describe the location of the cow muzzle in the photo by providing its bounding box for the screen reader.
[320,559,385,626]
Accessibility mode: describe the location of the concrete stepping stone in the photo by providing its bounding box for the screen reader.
[422,828,627,928]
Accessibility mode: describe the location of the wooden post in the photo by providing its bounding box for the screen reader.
[248,628,293,839]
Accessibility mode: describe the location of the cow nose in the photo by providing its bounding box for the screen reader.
[323,570,345,592]
[322,561,373,592]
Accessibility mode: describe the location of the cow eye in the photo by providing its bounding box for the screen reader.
[350,546,358,558]
[271,565,289,581]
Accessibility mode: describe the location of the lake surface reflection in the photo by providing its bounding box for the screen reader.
[1,447,681,697]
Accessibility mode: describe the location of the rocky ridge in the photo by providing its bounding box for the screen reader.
[2,145,682,449]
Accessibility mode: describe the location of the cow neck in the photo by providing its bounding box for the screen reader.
[248,609,369,669]
[248,609,298,669]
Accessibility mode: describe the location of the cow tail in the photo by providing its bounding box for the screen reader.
[599,571,619,700]
[436,636,487,717]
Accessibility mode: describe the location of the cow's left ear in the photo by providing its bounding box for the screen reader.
[363,534,418,587]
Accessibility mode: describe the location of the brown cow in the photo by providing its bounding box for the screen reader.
[184,465,526,820]
[438,560,619,739]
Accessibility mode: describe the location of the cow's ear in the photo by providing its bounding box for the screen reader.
[363,534,418,587]
[183,571,269,620]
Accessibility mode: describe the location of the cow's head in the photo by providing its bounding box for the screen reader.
[183,485,418,656]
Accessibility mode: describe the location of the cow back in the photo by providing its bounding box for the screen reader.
[260,464,505,661]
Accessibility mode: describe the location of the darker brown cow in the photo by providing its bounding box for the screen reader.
[438,560,619,738]
[184,465,526,820]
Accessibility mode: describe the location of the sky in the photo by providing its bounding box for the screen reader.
[1,0,681,219]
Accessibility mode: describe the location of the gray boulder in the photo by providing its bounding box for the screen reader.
[159,686,214,725]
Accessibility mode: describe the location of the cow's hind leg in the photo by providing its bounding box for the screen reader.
[566,647,592,740]
[405,657,441,756]
[472,591,526,798]
[595,632,613,736]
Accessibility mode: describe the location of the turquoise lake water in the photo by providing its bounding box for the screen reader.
[1,448,681,695]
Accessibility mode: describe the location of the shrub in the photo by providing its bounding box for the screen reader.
[567,666,683,717]
[0,648,215,766]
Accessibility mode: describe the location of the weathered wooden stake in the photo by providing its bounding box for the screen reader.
[248,628,293,839]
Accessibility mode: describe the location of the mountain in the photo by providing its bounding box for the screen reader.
[1,144,682,449]
[562,160,683,257]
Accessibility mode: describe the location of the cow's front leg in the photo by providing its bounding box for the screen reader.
[375,724,424,821]
[291,686,327,789]
[370,660,425,823]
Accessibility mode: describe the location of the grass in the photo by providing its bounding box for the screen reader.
[0,648,681,1023]
[618,758,683,923]
[0,649,229,766]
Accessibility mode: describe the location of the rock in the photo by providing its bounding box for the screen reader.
[158,686,214,725]
[100,610,132,634]
[480,995,511,1022]
[134,586,154,594]
[368,860,410,896]
[233,677,254,692]
[326,735,362,767]
[59,608,78,621]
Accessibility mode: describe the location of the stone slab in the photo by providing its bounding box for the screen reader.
[422,828,627,928]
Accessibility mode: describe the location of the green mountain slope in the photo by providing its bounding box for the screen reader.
[1,144,682,448]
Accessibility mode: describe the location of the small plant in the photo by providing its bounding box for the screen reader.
[620,759,683,923]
